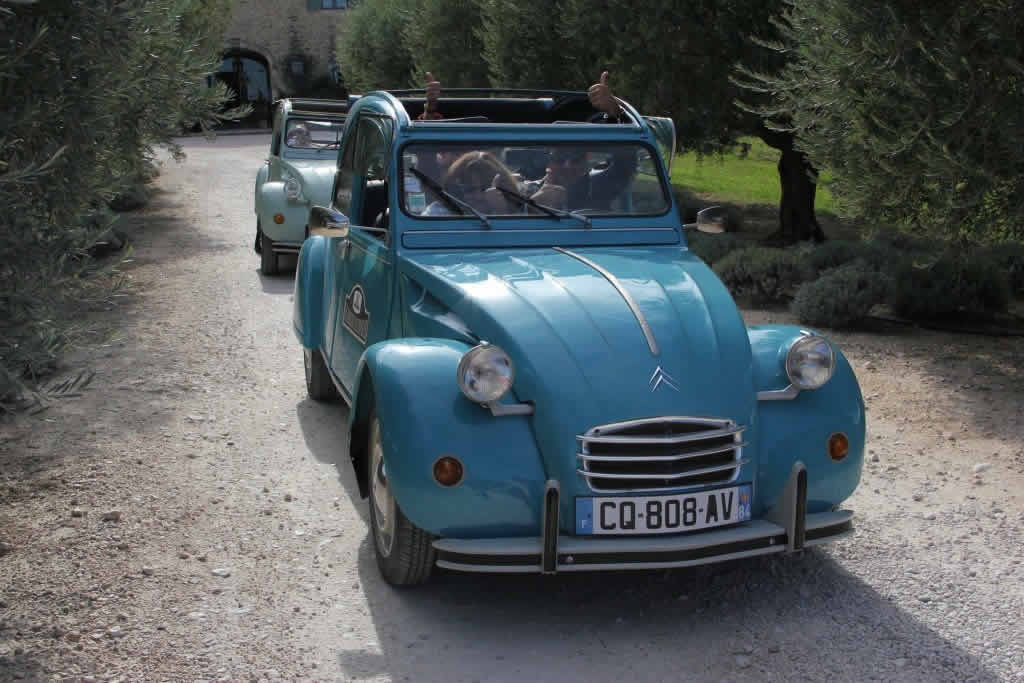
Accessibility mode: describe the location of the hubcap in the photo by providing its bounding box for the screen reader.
[370,419,395,557]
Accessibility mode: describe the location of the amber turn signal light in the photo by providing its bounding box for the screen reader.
[433,456,464,487]
[828,432,850,461]
[274,213,285,224]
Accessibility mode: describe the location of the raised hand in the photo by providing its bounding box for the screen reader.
[422,72,442,119]
[588,71,622,118]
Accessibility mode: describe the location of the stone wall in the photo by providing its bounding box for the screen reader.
[222,0,350,99]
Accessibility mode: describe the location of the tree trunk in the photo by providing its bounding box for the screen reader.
[759,129,826,245]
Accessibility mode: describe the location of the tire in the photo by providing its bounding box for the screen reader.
[367,411,435,586]
[260,230,278,275]
[254,219,262,254]
[303,347,339,402]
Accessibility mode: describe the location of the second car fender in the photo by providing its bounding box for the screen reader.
[258,181,308,242]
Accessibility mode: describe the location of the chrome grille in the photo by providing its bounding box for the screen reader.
[577,417,748,492]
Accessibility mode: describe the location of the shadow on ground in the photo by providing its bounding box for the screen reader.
[258,267,298,295]
[333,539,997,682]
[291,377,1000,682]
[296,396,367,525]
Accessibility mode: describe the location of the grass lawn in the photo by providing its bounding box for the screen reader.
[670,137,835,214]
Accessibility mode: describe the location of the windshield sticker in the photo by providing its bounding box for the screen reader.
[343,284,370,345]
[404,174,422,193]
[407,192,426,213]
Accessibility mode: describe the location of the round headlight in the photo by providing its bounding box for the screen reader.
[284,177,301,200]
[785,335,835,390]
[457,343,514,404]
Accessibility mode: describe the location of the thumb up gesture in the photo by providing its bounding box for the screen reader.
[419,72,443,120]
[588,71,622,118]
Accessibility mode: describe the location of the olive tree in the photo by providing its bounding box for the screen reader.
[405,0,489,87]
[745,0,1024,242]
[338,0,418,91]
[0,0,236,408]
[561,0,827,243]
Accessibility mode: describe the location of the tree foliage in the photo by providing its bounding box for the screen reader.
[405,0,489,87]
[749,0,1024,242]
[478,0,569,88]
[338,0,418,91]
[0,0,236,407]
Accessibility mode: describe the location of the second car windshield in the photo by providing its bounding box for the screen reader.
[285,118,345,151]
[401,143,669,219]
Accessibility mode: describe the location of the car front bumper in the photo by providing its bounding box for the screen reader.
[433,463,853,574]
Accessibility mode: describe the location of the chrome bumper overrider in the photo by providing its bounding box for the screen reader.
[432,463,853,574]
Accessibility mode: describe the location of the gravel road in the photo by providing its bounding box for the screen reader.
[1,132,1023,682]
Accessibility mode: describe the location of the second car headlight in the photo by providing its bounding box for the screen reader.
[457,343,514,404]
[785,335,835,390]
[284,177,301,200]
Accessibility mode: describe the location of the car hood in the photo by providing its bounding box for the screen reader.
[401,246,758,492]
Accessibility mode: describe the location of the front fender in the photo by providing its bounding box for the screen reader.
[749,325,866,513]
[258,181,309,242]
[292,235,329,349]
[349,339,547,538]
[254,164,269,215]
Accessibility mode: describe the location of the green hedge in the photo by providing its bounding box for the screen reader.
[888,253,1010,319]
[686,232,748,266]
[975,242,1024,298]
[713,247,813,304]
[792,259,888,328]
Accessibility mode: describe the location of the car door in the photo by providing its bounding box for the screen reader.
[321,115,361,371]
[329,115,396,392]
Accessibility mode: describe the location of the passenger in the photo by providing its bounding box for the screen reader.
[423,151,523,216]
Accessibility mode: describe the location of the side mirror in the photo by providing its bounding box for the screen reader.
[683,206,729,234]
[308,205,350,237]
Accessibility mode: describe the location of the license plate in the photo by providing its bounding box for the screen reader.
[575,485,752,535]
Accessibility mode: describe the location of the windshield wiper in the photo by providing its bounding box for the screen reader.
[495,186,591,228]
[493,186,562,219]
[408,167,491,229]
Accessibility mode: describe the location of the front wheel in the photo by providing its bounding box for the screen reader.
[260,230,278,275]
[367,412,435,586]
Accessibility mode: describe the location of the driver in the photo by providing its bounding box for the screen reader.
[524,72,639,212]
[286,122,314,148]
[521,143,637,212]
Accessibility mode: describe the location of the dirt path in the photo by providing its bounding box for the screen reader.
[1,134,1022,682]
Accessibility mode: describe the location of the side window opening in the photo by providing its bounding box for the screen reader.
[270,109,283,156]
[352,117,394,241]
[334,122,360,216]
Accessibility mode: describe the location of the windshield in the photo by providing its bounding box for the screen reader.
[284,118,346,152]
[401,143,669,220]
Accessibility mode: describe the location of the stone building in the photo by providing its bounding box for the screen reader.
[212,0,351,126]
